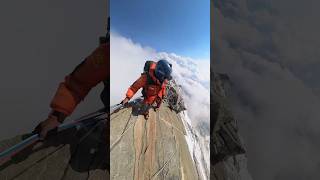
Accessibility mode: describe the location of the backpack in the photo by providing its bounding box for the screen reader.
[143,61,158,84]
[141,61,158,98]
[143,60,154,73]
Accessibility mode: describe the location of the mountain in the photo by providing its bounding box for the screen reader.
[0,80,202,180]
[0,73,251,180]
[110,89,199,179]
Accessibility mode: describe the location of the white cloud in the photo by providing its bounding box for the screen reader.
[110,32,157,104]
[214,1,320,179]
[111,33,210,129]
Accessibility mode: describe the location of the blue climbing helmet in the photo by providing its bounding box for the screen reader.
[155,59,172,83]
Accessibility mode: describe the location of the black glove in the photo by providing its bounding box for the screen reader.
[33,111,66,139]
[121,97,130,105]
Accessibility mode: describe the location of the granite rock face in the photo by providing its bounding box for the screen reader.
[110,100,198,180]
[0,113,109,180]
[164,80,187,113]
[0,72,251,180]
[0,91,198,180]
[211,73,252,180]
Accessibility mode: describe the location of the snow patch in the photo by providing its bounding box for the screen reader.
[180,112,210,180]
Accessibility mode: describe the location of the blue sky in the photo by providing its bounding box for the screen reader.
[111,0,210,60]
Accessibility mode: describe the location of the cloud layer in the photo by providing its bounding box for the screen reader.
[214,0,320,179]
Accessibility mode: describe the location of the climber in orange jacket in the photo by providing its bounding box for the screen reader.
[121,60,172,119]
[34,38,109,138]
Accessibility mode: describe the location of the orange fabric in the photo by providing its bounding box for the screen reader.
[125,63,167,105]
[126,74,147,99]
[50,43,109,115]
[158,80,167,98]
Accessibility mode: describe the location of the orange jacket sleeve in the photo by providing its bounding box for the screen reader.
[126,74,147,99]
[50,43,109,115]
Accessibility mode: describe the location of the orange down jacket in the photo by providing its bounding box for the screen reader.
[50,43,109,116]
[126,62,167,105]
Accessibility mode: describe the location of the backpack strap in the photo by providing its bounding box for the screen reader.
[147,62,161,85]
[142,61,158,85]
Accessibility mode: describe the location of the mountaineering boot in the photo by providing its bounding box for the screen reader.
[143,110,149,120]
[152,97,161,112]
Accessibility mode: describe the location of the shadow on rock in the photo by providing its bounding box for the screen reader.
[0,119,109,176]
[129,98,155,117]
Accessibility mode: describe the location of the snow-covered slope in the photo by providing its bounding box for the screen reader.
[180,112,210,180]
[157,53,210,180]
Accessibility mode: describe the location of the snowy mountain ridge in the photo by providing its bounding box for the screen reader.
[158,53,210,180]
[180,112,210,180]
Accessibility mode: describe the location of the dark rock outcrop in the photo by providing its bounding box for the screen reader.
[164,80,187,113]
[211,73,249,180]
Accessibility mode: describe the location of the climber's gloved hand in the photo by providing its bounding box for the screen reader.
[33,111,66,139]
[121,97,130,105]
[151,99,161,112]
[153,106,158,112]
